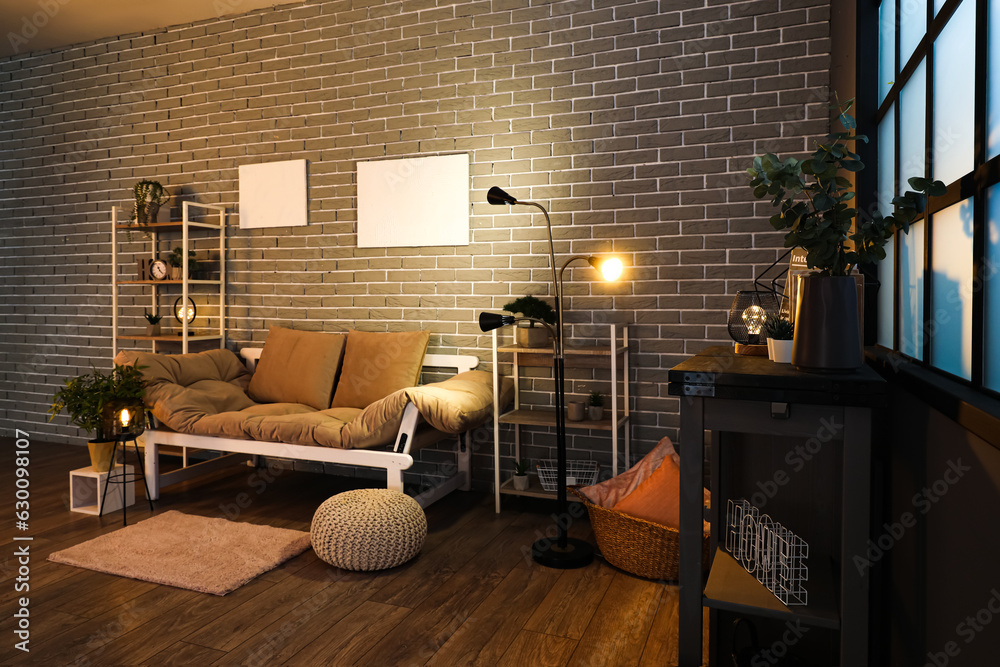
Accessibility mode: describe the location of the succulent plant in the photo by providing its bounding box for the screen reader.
[764,315,794,341]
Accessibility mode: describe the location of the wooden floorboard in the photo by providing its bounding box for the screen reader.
[0,439,701,666]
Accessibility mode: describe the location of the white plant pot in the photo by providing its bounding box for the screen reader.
[512,474,530,491]
[767,338,794,364]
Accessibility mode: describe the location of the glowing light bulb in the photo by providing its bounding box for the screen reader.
[742,305,767,336]
[600,257,624,281]
[119,408,131,429]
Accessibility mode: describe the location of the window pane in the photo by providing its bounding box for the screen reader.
[878,238,896,348]
[899,219,925,360]
[989,0,1000,160]
[930,198,975,379]
[900,58,927,192]
[933,0,976,185]
[879,0,896,105]
[901,0,927,68]
[877,105,896,349]
[986,185,1000,391]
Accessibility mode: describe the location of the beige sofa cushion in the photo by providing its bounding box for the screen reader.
[248,325,346,410]
[331,330,430,409]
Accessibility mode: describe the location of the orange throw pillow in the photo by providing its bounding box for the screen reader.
[613,455,682,529]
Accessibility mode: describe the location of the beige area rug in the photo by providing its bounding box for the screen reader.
[48,510,312,596]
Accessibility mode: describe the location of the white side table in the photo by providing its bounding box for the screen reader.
[70,465,134,515]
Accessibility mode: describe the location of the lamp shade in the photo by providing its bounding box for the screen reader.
[479,312,515,332]
[486,186,518,206]
[173,296,196,324]
[727,291,780,345]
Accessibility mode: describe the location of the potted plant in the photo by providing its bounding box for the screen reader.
[143,310,162,336]
[764,315,794,364]
[167,247,198,280]
[588,390,604,421]
[747,98,945,370]
[48,364,147,473]
[502,295,557,348]
[130,180,170,225]
[512,459,530,491]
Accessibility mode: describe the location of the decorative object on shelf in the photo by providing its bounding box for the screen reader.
[150,259,168,280]
[47,364,147,473]
[137,258,152,281]
[130,180,169,225]
[588,390,604,420]
[167,247,198,280]
[481,184,627,569]
[763,315,794,364]
[726,499,809,606]
[747,97,945,371]
[567,400,585,422]
[143,310,163,337]
[502,295,556,348]
[537,459,599,491]
[173,296,196,325]
[512,459,530,491]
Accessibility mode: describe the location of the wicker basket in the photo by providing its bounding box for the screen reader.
[570,487,710,581]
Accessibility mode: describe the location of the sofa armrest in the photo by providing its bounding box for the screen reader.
[239,347,264,372]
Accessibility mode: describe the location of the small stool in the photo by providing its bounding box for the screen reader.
[311,489,427,571]
[100,432,154,526]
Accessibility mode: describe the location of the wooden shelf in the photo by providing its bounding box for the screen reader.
[497,343,628,356]
[703,548,840,630]
[115,221,222,231]
[117,334,221,342]
[116,279,221,285]
[497,474,584,502]
[498,407,625,431]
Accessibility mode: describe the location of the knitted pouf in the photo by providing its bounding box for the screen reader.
[310,488,427,571]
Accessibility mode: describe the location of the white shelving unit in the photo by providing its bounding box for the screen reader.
[490,323,630,513]
[112,201,227,355]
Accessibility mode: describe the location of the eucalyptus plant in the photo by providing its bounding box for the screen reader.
[747,99,946,277]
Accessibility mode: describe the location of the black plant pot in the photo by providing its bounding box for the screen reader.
[791,274,862,372]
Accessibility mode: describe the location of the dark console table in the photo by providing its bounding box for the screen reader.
[669,347,886,666]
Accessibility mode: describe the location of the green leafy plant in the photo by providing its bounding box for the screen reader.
[747,98,946,277]
[588,390,604,407]
[764,315,794,341]
[48,364,147,441]
[143,310,163,325]
[502,295,556,326]
[513,459,529,476]
[167,246,198,272]
[130,180,169,224]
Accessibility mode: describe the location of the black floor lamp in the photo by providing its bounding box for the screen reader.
[481,186,623,569]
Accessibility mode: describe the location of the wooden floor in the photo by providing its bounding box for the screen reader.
[1,439,704,666]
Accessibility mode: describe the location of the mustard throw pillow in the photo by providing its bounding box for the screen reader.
[331,330,430,409]
[247,326,346,410]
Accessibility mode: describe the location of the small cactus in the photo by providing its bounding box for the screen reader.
[764,315,794,341]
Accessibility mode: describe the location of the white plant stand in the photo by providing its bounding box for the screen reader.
[70,465,135,515]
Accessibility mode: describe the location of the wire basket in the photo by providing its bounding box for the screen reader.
[536,459,599,491]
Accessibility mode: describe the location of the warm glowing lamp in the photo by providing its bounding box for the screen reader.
[119,407,131,430]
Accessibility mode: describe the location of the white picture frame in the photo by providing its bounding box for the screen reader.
[238,159,308,229]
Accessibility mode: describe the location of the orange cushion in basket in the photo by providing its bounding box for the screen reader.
[612,455,682,530]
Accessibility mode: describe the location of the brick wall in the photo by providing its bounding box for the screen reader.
[0,0,832,488]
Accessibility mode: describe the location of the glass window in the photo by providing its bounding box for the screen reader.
[986,185,1000,391]
[900,59,927,191]
[877,105,896,348]
[879,0,896,106]
[899,219,925,360]
[930,198,975,379]
[933,0,976,185]
[901,0,927,69]
[989,0,1000,160]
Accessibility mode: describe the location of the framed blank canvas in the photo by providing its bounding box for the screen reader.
[357,153,469,248]
[238,159,308,229]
